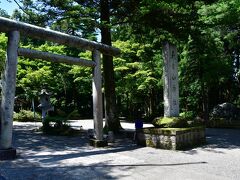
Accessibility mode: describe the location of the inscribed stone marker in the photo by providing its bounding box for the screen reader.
[163,42,179,117]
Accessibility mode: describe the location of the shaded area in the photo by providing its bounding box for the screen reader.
[0,124,141,179]
[12,124,89,153]
[183,128,240,155]
[1,123,240,179]
[206,128,240,149]
[0,161,207,180]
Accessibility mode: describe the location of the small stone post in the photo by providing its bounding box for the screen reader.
[0,31,20,160]
[91,50,105,146]
[163,42,179,117]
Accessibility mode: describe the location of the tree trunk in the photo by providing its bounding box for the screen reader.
[100,0,121,132]
[201,82,209,123]
[199,56,209,123]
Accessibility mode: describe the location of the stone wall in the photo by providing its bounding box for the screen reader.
[136,127,205,150]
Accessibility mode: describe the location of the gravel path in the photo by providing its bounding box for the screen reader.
[0,121,240,180]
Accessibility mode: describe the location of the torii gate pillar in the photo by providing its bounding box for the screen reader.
[90,50,107,147]
[0,31,19,160]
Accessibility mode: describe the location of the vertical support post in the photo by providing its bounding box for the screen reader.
[163,42,179,117]
[92,50,103,141]
[0,31,19,159]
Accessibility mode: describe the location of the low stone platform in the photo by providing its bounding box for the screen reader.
[136,126,206,150]
[89,139,108,147]
[0,148,17,160]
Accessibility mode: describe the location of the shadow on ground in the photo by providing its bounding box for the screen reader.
[183,128,240,155]
[1,124,143,179]
[1,124,239,179]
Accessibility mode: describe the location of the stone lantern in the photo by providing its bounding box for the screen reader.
[38,89,54,122]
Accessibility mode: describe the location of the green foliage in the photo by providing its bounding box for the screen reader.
[41,122,81,136]
[113,40,163,119]
[41,116,81,136]
[153,117,189,128]
[1,0,240,124]
[153,115,205,128]
[67,109,81,120]
[15,42,93,115]
[180,111,195,120]
[0,33,7,74]
[45,116,68,125]
[179,27,233,116]
[13,110,41,122]
[0,7,10,18]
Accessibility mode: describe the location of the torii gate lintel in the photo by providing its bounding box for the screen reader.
[0,17,120,160]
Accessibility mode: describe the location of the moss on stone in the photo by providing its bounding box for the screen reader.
[136,126,206,150]
[146,139,155,147]
[89,139,108,147]
[141,126,205,135]
[153,116,189,128]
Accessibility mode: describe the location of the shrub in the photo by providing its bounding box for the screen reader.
[42,115,68,130]
[41,120,81,136]
[67,109,81,120]
[179,111,195,120]
[14,110,41,122]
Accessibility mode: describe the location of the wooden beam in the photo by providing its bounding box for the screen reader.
[0,17,120,56]
[0,31,19,149]
[92,50,103,141]
[18,48,96,67]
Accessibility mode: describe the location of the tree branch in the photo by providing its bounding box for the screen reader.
[12,0,32,17]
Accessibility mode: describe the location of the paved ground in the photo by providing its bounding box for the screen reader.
[0,120,240,180]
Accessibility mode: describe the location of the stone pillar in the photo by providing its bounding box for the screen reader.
[92,50,103,141]
[0,31,19,160]
[163,42,179,117]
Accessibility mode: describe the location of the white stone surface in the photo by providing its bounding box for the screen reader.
[163,42,179,117]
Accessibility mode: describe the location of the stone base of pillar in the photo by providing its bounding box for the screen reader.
[89,139,108,147]
[0,148,17,160]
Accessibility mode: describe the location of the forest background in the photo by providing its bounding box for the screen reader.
[0,0,240,131]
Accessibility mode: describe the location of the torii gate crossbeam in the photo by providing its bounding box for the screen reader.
[0,17,120,160]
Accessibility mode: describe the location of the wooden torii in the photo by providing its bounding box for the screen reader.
[0,16,120,160]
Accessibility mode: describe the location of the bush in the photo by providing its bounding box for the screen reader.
[14,110,41,122]
[41,119,81,136]
[43,115,69,130]
[180,111,195,120]
[67,109,81,120]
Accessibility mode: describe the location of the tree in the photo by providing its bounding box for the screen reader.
[180,29,232,120]
[195,0,240,115]
[100,0,119,131]
[3,0,240,123]
[0,34,7,74]
[12,0,140,131]
[113,40,163,120]
[0,9,10,18]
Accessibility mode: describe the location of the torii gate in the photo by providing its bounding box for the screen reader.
[0,17,120,160]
